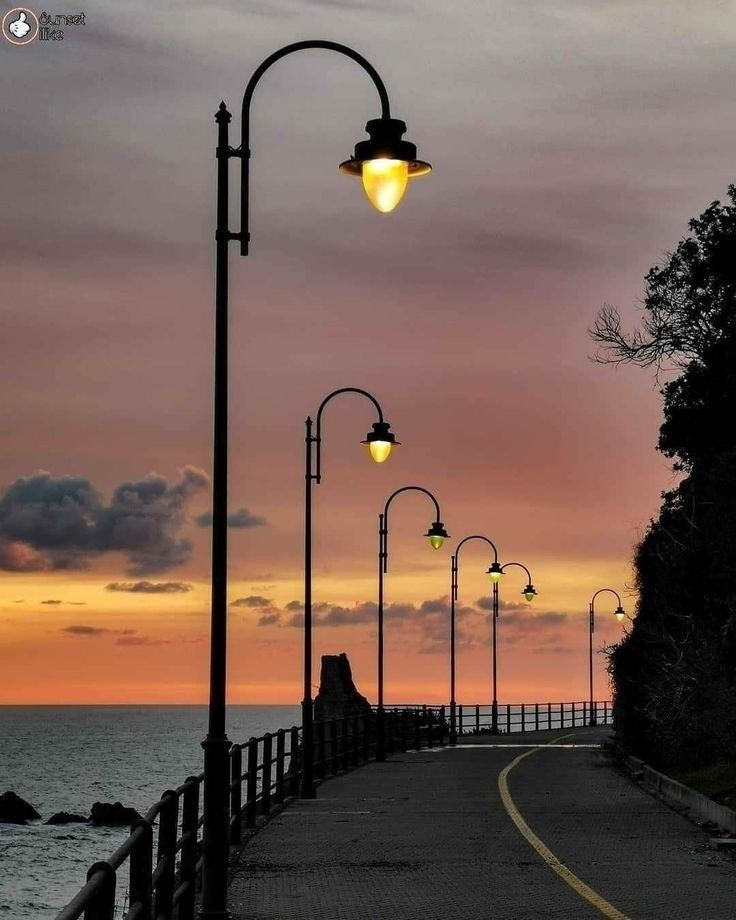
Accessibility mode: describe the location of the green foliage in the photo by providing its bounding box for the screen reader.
[594,186,736,770]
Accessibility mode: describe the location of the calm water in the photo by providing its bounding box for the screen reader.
[0,705,300,919]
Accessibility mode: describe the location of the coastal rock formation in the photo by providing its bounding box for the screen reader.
[314,653,372,722]
[0,791,40,824]
[46,811,89,825]
[89,802,142,826]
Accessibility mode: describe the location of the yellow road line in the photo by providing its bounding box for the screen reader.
[498,732,629,920]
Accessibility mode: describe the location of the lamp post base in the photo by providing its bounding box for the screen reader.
[491,701,499,735]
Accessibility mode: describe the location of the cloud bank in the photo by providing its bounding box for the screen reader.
[0,466,208,575]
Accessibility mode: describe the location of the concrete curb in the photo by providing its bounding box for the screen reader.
[624,754,736,834]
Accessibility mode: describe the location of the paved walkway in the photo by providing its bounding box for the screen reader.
[228,727,736,919]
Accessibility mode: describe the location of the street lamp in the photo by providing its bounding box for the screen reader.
[449,535,501,744]
[203,40,429,919]
[588,588,625,726]
[377,486,449,760]
[304,388,398,795]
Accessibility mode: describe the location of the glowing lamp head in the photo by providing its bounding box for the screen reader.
[615,606,625,622]
[523,584,537,602]
[361,421,399,464]
[339,117,431,213]
[487,562,504,583]
[425,521,450,550]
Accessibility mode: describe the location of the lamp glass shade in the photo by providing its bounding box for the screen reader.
[615,606,625,622]
[367,440,393,464]
[524,586,537,602]
[487,563,504,583]
[427,534,445,550]
[362,159,409,213]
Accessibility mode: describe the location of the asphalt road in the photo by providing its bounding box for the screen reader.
[228,726,736,919]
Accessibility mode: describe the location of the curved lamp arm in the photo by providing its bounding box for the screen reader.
[239,41,391,255]
[309,387,385,484]
[501,561,532,584]
[452,535,500,601]
[590,587,624,632]
[381,485,444,573]
[590,587,623,610]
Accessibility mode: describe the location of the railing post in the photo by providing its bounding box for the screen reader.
[458,704,463,737]
[548,702,552,730]
[426,708,434,749]
[384,710,393,756]
[128,819,153,920]
[261,733,273,816]
[178,777,199,920]
[341,716,350,771]
[84,861,116,920]
[351,716,360,767]
[535,703,539,731]
[400,710,408,752]
[316,720,326,778]
[440,706,446,746]
[414,708,421,750]
[289,727,300,797]
[521,703,525,732]
[572,701,576,727]
[153,790,177,920]
[245,737,258,828]
[230,746,242,845]
[363,714,370,761]
[328,720,339,775]
[506,706,511,734]
[475,704,480,733]
[275,729,286,805]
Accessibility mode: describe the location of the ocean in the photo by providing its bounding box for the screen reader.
[0,705,301,919]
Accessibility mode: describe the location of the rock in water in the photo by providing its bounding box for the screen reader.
[46,811,89,825]
[314,652,372,722]
[0,791,40,824]
[89,802,142,826]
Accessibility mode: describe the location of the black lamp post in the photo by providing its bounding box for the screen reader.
[303,388,398,796]
[202,41,430,919]
[449,535,501,743]
[377,486,449,760]
[588,588,625,726]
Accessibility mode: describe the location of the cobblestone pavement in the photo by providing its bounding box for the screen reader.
[228,727,736,919]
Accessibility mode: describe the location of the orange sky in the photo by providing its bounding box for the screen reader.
[2,0,734,705]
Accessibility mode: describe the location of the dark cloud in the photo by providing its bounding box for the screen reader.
[41,599,87,605]
[230,595,273,608]
[116,635,170,647]
[0,467,208,575]
[105,581,193,594]
[475,596,530,612]
[61,625,110,636]
[258,612,281,626]
[195,507,267,529]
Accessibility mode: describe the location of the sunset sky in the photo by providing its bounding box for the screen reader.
[2,0,735,706]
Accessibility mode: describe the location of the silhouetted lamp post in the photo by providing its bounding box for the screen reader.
[449,535,501,744]
[377,486,449,760]
[202,40,430,919]
[304,388,398,795]
[588,588,625,726]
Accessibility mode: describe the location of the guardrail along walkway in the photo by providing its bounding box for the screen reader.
[228,726,736,920]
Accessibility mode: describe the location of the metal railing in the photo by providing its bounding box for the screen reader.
[455,700,612,734]
[55,707,443,920]
[54,701,607,919]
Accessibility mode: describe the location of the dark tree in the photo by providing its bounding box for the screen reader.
[592,186,736,769]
